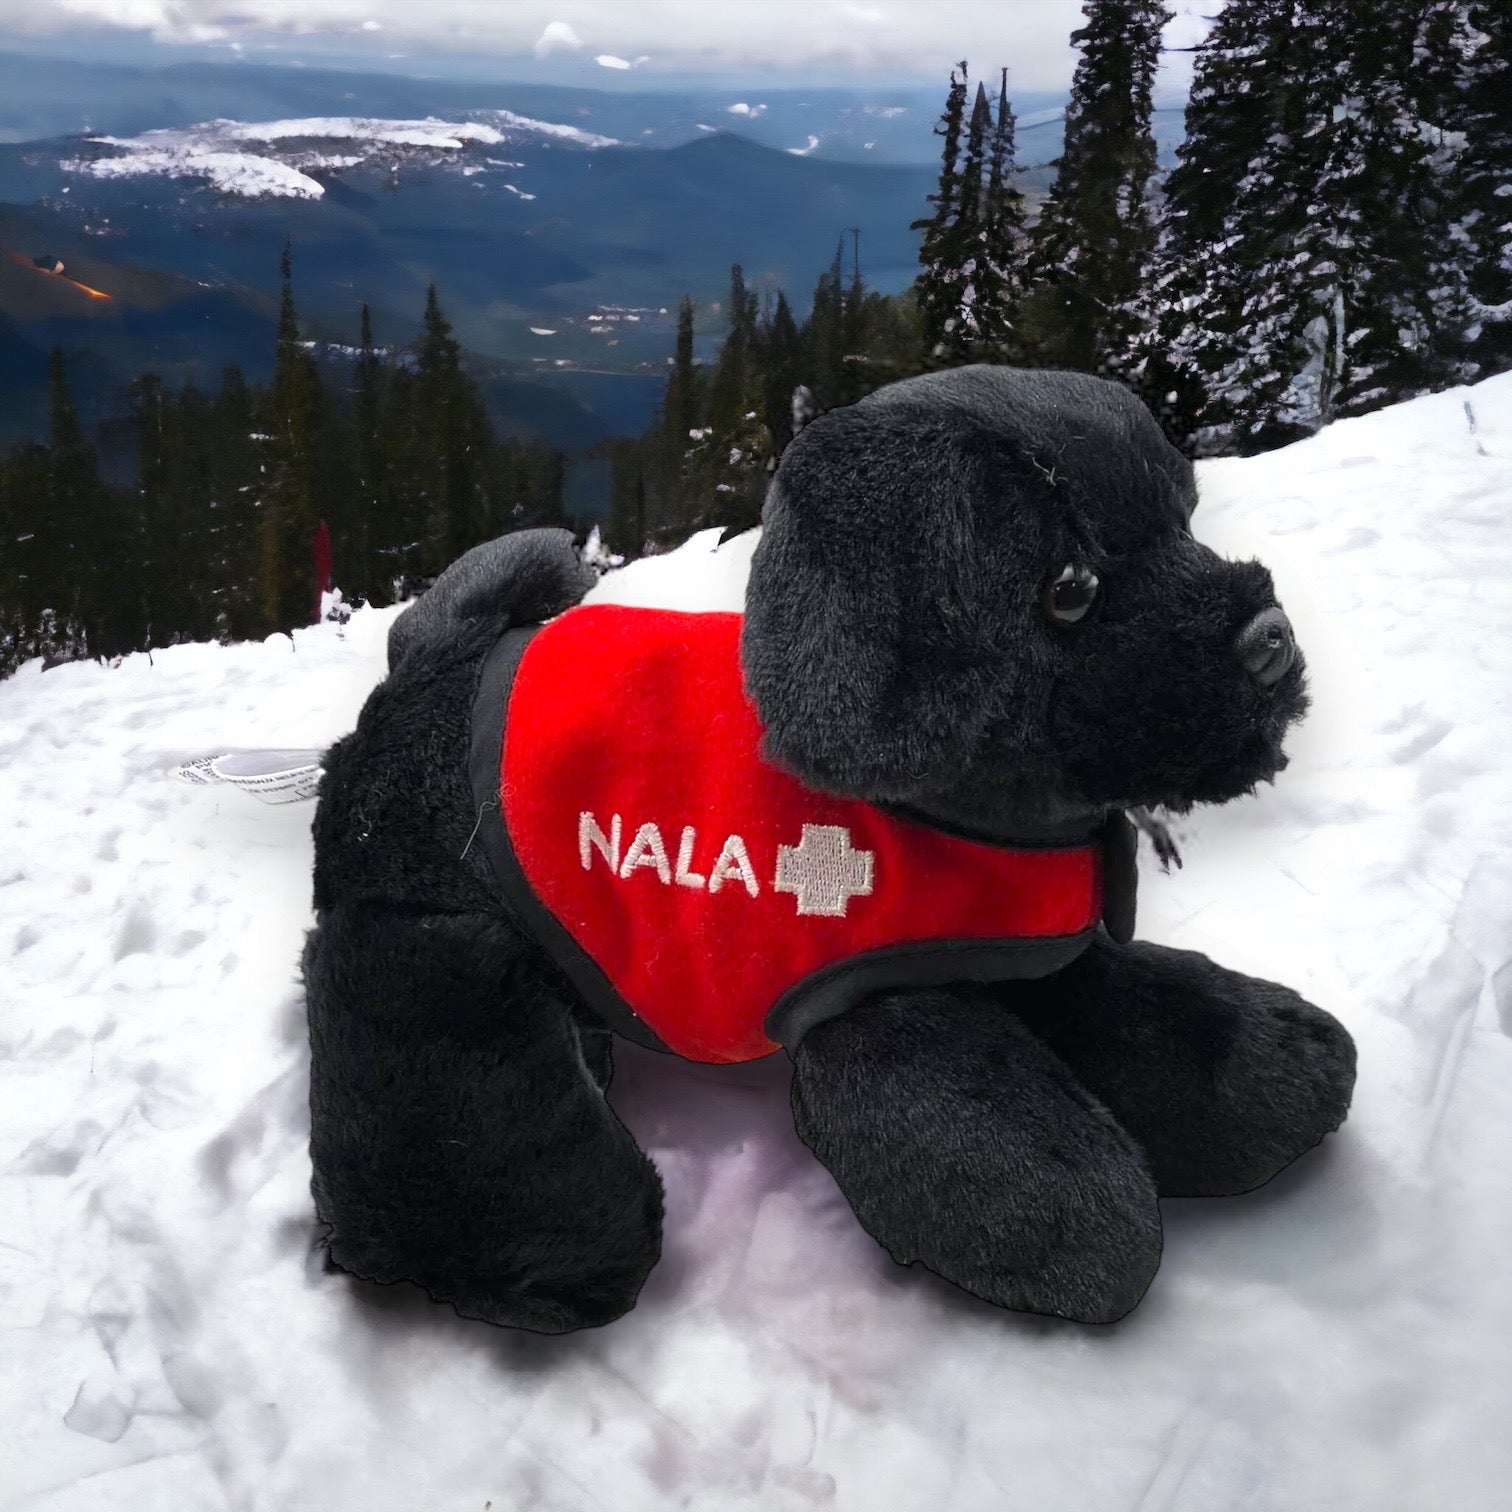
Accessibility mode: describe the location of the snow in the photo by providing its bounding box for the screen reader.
[63,113,611,199]
[475,109,620,150]
[4,377,1512,1510]
[62,147,329,201]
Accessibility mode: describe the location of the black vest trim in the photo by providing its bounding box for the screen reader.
[763,930,1099,1051]
[468,624,672,1054]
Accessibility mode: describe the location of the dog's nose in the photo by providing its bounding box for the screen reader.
[1234,607,1296,688]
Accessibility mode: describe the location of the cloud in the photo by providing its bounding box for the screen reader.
[52,0,172,25]
[9,1,1223,89]
[595,52,631,69]
[531,20,582,57]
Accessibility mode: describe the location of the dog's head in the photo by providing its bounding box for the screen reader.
[741,366,1308,825]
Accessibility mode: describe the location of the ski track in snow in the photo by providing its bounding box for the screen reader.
[3,377,1512,1510]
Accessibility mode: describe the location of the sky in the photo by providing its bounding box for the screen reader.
[0,1,1220,91]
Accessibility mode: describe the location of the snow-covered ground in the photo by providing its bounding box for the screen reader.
[3,377,1511,1511]
[61,112,616,200]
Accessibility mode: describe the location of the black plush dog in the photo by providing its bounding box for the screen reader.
[303,366,1356,1330]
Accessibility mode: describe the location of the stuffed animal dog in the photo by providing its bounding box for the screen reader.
[304,366,1355,1329]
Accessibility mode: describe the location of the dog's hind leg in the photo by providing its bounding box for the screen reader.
[1008,935,1356,1198]
[303,901,664,1333]
[788,987,1162,1324]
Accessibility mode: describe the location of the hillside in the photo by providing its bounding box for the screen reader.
[3,375,1509,1509]
[0,106,937,446]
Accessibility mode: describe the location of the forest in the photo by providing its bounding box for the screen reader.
[607,0,1510,554]
[2,0,1508,676]
[0,250,567,676]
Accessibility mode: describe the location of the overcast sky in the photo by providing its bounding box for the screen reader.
[0,1,1221,91]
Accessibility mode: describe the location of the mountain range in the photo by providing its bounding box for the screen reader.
[0,49,1188,453]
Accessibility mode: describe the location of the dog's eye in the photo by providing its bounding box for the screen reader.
[1043,565,1099,625]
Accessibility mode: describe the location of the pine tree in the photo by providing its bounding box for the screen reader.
[699,264,770,528]
[1331,2,1468,413]
[1020,0,1170,373]
[209,363,260,639]
[913,62,970,355]
[932,81,994,358]
[173,380,223,643]
[912,64,1031,361]
[978,68,1031,349]
[807,239,849,406]
[667,295,700,448]
[130,372,175,645]
[43,349,103,658]
[649,295,703,534]
[1154,0,1477,454]
[1461,0,1512,374]
[258,238,324,632]
[708,264,756,438]
[605,437,651,557]
[414,282,480,572]
[351,302,385,605]
[0,441,55,673]
[1142,0,1295,435]
[757,289,803,455]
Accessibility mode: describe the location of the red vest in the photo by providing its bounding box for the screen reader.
[474,605,1107,1064]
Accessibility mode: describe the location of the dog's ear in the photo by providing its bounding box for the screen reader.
[741,401,1027,802]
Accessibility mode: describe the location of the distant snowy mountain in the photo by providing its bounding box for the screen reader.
[61,112,618,201]
[1,123,935,447]
[3,374,1511,1510]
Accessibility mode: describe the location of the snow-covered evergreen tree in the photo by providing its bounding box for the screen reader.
[913,62,969,355]
[1020,0,1170,373]
[1459,0,1512,375]
[1152,0,1483,454]
[914,66,1030,359]
[1139,0,1295,433]
[978,68,1031,348]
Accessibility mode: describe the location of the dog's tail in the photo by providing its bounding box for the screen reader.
[386,527,596,672]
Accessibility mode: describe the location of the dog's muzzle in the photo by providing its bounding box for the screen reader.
[1234,608,1296,689]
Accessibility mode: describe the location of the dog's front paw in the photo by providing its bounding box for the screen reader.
[1016,938,1357,1198]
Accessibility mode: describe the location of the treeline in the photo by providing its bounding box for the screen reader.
[0,245,566,678]
[602,253,922,550]
[607,0,1511,554]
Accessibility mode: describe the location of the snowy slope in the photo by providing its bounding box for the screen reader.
[3,377,1512,1511]
[61,113,615,200]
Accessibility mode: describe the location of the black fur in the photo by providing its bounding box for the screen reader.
[790,988,1162,1323]
[305,530,661,1330]
[305,370,1356,1333]
[304,903,662,1332]
[1008,935,1357,1198]
[742,366,1307,821]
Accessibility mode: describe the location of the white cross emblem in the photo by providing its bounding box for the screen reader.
[774,824,875,917]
